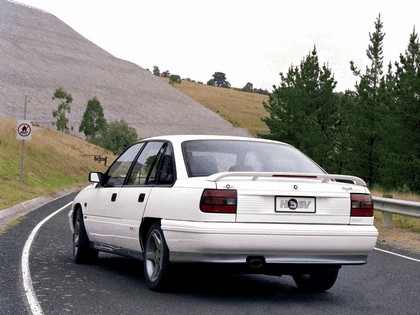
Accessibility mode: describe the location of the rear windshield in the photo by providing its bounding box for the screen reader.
[182,140,324,177]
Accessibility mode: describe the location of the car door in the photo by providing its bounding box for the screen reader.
[84,142,144,246]
[110,141,169,251]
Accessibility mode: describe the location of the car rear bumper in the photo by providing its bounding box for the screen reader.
[161,220,378,265]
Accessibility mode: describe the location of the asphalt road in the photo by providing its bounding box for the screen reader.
[0,194,419,315]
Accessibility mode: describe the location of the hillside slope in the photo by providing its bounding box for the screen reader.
[0,116,114,210]
[165,79,269,136]
[0,0,248,138]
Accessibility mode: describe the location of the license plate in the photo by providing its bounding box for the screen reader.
[275,196,316,213]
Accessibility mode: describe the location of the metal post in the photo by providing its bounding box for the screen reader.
[382,194,393,228]
[19,94,28,184]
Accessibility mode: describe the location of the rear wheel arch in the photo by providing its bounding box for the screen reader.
[140,217,162,250]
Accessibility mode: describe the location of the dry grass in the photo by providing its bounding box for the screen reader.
[164,79,270,136]
[371,188,420,202]
[0,116,115,209]
[375,214,420,254]
[371,188,420,253]
[371,188,419,233]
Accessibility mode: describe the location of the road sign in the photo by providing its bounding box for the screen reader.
[17,120,32,140]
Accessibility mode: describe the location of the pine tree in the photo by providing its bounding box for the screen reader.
[349,14,388,186]
[261,47,339,171]
[391,28,420,192]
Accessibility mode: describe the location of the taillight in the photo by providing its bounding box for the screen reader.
[200,189,237,213]
[351,194,374,217]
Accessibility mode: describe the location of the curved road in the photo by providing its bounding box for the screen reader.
[0,193,419,315]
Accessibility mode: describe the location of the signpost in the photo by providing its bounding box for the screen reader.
[17,120,32,140]
[17,95,31,183]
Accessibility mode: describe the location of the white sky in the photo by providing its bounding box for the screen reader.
[15,0,420,91]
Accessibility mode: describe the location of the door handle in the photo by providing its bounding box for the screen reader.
[138,193,146,202]
[111,193,117,202]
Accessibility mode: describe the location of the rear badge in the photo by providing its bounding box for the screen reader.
[275,196,316,213]
[288,199,298,210]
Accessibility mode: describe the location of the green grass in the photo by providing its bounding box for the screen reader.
[374,211,420,233]
[371,188,419,232]
[0,116,114,210]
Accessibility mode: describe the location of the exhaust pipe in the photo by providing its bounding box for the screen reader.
[247,256,265,269]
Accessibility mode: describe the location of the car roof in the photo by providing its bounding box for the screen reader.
[141,135,291,146]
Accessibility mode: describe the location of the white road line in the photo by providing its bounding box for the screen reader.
[21,202,72,315]
[374,247,420,263]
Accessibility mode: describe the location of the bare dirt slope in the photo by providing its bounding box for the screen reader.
[0,0,249,138]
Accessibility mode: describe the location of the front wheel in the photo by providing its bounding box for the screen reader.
[143,223,171,291]
[73,208,98,264]
[293,268,339,292]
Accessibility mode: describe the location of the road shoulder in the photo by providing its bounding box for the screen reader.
[0,188,77,232]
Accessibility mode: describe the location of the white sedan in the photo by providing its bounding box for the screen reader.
[68,135,378,292]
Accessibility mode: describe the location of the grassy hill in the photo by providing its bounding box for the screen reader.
[0,116,114,210]
[163,79,270,136]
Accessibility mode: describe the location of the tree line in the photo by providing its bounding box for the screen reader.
[151,66,270,95]
[52,89,138,155]
[261,15,419,193]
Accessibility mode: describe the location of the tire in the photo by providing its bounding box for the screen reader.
[293,268,339,292]
[143,222,170,291]
[73,208,98,264]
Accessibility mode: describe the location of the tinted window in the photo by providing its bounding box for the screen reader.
[106,143,144,186]
[126,142,165,186]
[155,145,175,185]
[183,140,324,177]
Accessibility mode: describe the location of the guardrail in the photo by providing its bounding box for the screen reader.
[372,196,420,228]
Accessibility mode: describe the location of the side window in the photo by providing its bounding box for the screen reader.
[106,143,144,187]
[156,145,175,185]
[126,142,165,186]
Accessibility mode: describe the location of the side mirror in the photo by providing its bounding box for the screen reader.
[89,172,103,183]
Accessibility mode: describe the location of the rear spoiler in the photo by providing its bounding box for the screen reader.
[207,172,367,186]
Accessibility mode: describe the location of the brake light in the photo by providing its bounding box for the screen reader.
[351,194,374,217]
[200,189,237,213]
[272,174,318,179]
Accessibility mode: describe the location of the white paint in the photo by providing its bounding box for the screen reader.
[21,202,72,315]
[374,247,420,263]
